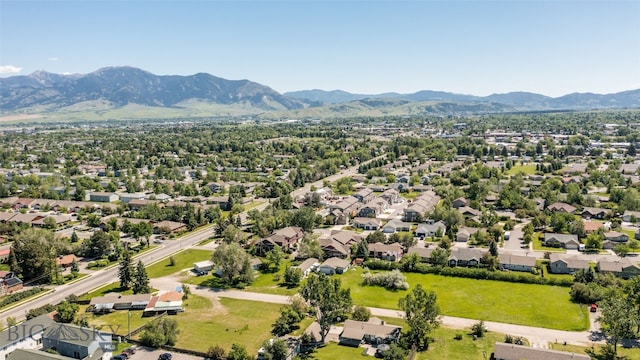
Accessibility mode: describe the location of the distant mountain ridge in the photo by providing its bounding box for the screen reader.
[0,66,307,112]
[284,88,640,110]
[0,66,638,119]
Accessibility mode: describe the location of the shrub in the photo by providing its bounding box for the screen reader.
[361,269,409,290]
[471,320,487,338]
[454,333,463,340]
[352,305,371,321]
[0,287,46,308]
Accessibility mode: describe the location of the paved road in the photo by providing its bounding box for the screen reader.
[0,157,382,324]
[0,226,216,324]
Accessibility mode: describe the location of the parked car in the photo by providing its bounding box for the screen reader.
[112,355,127,360]
[122,347,136,355]
[590,304,598,312]
[159,353,172,360]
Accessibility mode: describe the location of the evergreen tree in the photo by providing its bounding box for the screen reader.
[133,260,150,294]
[119,251,134,289]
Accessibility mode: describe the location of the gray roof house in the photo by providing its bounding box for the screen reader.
[318,257,350,275]
[549,254,590,274]
[0,315,54,360]
[42,323,112,360]
[294,258,320,277]
[449,248,487,267]
[415,220,446,238]
[543,233,580,249]
[498,255,537,272]
[383,220,412,234]
[493,342,590,360]
[339,318,401,347]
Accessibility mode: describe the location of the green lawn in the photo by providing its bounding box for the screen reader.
[532,233,566,252]
[146,249,212,278]
[299,323,505,360]
[88,308,157,336]
[245,200,265,211]
[338,268,588,331]
[550,343,640,360]
[506,163,537,176]
[80,282,158,301]
[174,296,283,355]
[400,191,421,200]
[245,261,300,296]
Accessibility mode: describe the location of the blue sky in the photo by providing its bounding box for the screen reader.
[1,0,638,97]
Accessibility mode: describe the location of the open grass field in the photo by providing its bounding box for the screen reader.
[80,282,134,300]
[146,249,212,279]
[506,163,537,176]
[245,261,299,296]
[550,342,640,360]
[174,296,282,354]
[338,268,588,331]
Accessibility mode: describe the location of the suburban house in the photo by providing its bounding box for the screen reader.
[406,246,434,262]
[451,197,469,209]
[31,215,72,228]
[0,247,10,263]
[118,192,147,204]
[293,258,319,277]
[88,192,119,203]
[89,293,151,313]
[498,254,537,272]
[543,233,580,249]
[353,188,375,204]
[402,191,440,222]
[368,242,403,262]
[318,257,350,275]
[339,318,402,347]
[581,207,609,220]
[153,220,187,234]
[329,197,362,221]
[546,202,577,214]
[448,248,487,267]
[456,227,479,243]
[493,342,590,360]
[382,220,411,234]
[415,220,446,238]
[194,260,214,273]
[380,189,400,204]
[55,255,78,269]
[602,231,629,249]
[583,220,605,234]
[318,238,350,259]
[144,291,184,315]
[0,271,23,295]
[597,258,640,279]
[351,217,382,231]
[0,314,54,360]
[549,254,591,274]
[42,323,112,360]
[256,226,304,254]
[622,210,640,222]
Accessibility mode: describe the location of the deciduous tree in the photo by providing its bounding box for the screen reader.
[300,273,352,343]
[398,284,440,351]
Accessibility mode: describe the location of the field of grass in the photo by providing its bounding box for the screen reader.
[506,163,537,176]
[550,342,640,360]
[146,249,212,279]
[338,268,588,331]
[88,308,156,336]
[174,296,282,354]
[81,282,133,300]
[400,191,421,200]
[245,260,299,296]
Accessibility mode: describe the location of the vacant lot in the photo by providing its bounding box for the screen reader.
[174,296,282,354]
[146,249,212,278]
[339,268,588,331]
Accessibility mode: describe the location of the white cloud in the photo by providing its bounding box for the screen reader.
[48,57,60,62]
[0,65,23,74]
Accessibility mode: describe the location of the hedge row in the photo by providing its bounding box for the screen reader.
[363,260,573,287]
[0,287,46,309]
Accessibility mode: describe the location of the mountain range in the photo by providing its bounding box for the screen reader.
[1,66,639,119]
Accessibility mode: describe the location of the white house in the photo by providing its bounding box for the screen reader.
[0,315,54,360]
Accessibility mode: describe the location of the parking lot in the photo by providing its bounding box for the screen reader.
[118,346,203,360]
